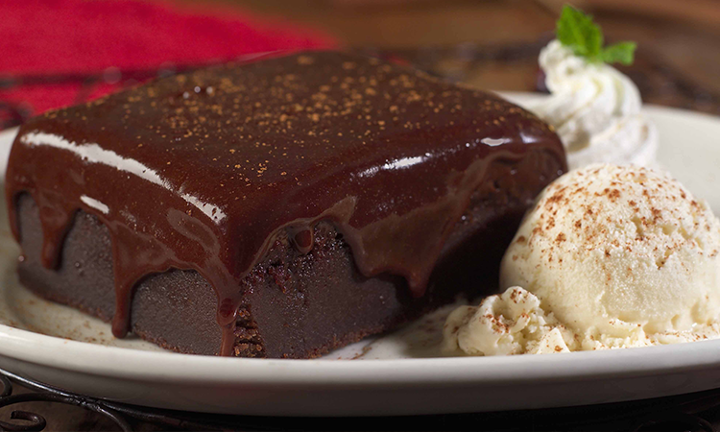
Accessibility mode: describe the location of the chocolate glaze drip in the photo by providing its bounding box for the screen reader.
[5,52,566,356]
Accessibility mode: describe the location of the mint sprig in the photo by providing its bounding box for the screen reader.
[598,41,637,65]
[556,5,636,65]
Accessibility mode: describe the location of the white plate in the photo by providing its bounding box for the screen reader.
[1,95,720,417]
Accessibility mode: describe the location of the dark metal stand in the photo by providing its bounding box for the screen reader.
[0,369,127,431]
[0,369,248,431]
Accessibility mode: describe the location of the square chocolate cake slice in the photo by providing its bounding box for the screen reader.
[5,52,566,358]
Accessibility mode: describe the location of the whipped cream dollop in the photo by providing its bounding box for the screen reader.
[530,40,658,169]
[444,164,720,356]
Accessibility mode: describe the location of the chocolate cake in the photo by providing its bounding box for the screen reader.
[5,51,566,358]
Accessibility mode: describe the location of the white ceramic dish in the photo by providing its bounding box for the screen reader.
[0,94,719,417]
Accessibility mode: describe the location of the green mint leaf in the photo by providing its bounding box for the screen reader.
[556,5,603,59]
[600,41,637,65]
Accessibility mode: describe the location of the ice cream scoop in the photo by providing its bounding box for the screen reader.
[444,164,720,355]
[530,40,658,170]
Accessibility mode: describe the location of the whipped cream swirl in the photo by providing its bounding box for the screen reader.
[531,40,657,169]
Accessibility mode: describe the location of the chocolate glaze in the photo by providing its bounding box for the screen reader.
[5,52,566,356]
[287,225,315,255]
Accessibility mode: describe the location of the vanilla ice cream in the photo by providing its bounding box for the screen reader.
[530,40,658,170]
[444,164,720,355]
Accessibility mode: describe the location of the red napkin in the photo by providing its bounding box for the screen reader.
[0,0,338,117]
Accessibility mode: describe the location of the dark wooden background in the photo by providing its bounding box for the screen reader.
[228,0,720,114]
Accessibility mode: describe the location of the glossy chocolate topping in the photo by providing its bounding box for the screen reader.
[5,52,566,356]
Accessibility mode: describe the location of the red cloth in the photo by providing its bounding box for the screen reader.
[1,0,338,115]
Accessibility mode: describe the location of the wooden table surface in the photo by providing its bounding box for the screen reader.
[2,1,719,430]
[229,0,720,105]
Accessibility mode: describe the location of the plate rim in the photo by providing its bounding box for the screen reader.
[2,320,720,385]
